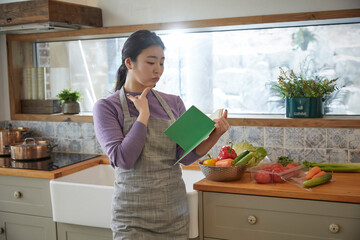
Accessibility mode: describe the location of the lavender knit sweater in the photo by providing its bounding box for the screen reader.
[93,90,203,169]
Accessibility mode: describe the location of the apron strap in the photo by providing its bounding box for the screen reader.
[151,89,176,121]
[119,87,131,119]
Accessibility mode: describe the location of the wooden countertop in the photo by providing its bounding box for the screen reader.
[193,172,360,204]
[0,155,198,179]
[2,155,359,204]
[0,155,110,179]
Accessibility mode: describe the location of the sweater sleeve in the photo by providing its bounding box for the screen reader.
[93,99,147,170]
[174,96,206,165]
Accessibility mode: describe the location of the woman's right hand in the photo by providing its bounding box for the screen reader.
[127,87,152,126]
[212,109,229,138]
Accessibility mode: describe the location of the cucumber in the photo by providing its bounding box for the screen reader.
[233,150,250,164]
[235,152,255,166]
[303,173,332,188]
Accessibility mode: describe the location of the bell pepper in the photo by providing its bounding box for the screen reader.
[202,154,218,166]
[218,142,237,160]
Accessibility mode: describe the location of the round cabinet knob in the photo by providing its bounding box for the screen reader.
[248,215,257,224]
[329,223,340,233]
[0,227,4,234]
[14,191,22,199]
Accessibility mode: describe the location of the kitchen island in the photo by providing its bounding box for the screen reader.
[194,172,360,240]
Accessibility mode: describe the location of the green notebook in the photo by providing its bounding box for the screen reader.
[164,105,222,165]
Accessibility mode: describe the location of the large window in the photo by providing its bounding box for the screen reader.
[34,22,360,115]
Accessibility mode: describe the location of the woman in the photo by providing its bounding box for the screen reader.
[93,30,229,239]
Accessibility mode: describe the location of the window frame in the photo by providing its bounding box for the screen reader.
[6,8,360,128]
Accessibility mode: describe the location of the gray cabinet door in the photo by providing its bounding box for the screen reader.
[57,222,113,240]
[0,211,56,240]
[202,192,360,240]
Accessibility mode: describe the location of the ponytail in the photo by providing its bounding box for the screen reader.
[115,63,127,91]
[114,30,165,92]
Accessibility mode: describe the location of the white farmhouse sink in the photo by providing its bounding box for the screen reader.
[50,164,204,238]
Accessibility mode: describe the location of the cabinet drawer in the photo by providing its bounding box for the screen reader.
[0,175,52,217]
[203,192,360,240]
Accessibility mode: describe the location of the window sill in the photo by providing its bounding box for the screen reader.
[228,114,360,128]
[11,113,360,128]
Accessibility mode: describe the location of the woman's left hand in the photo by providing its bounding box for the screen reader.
[194,110,229,156]
[212,109,229,137]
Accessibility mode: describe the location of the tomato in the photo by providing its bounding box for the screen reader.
[287,163,299,168]
[271,163,284,170]
[263,166,272,172]
[254,170,272,184]
[272,167,284,183]
[284,163,300,177]
[202,158,217,166]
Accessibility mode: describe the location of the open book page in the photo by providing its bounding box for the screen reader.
[208,108,224,120]
[164,106,224,165]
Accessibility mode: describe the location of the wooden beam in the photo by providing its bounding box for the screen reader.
[0,0,102,27]
[7,8,360,42]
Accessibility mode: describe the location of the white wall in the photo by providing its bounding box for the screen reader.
[1,0,360,120]
[63,0,360,27]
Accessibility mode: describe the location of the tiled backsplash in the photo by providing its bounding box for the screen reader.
[0,120,103,155]
[205,126,360,164]
[1,120,359,164]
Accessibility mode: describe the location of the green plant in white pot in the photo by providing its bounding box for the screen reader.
[56,88,82,114]
[292,28,316,51]
[273,67,339,118]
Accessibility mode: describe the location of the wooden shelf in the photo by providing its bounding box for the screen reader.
[10,113,93,123]
[9,112,360,128]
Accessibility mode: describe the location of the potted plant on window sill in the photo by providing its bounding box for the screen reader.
[273,67,339,118]
[56,88,82,114]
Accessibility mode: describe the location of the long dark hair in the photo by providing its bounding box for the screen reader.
[115,30,165,91]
